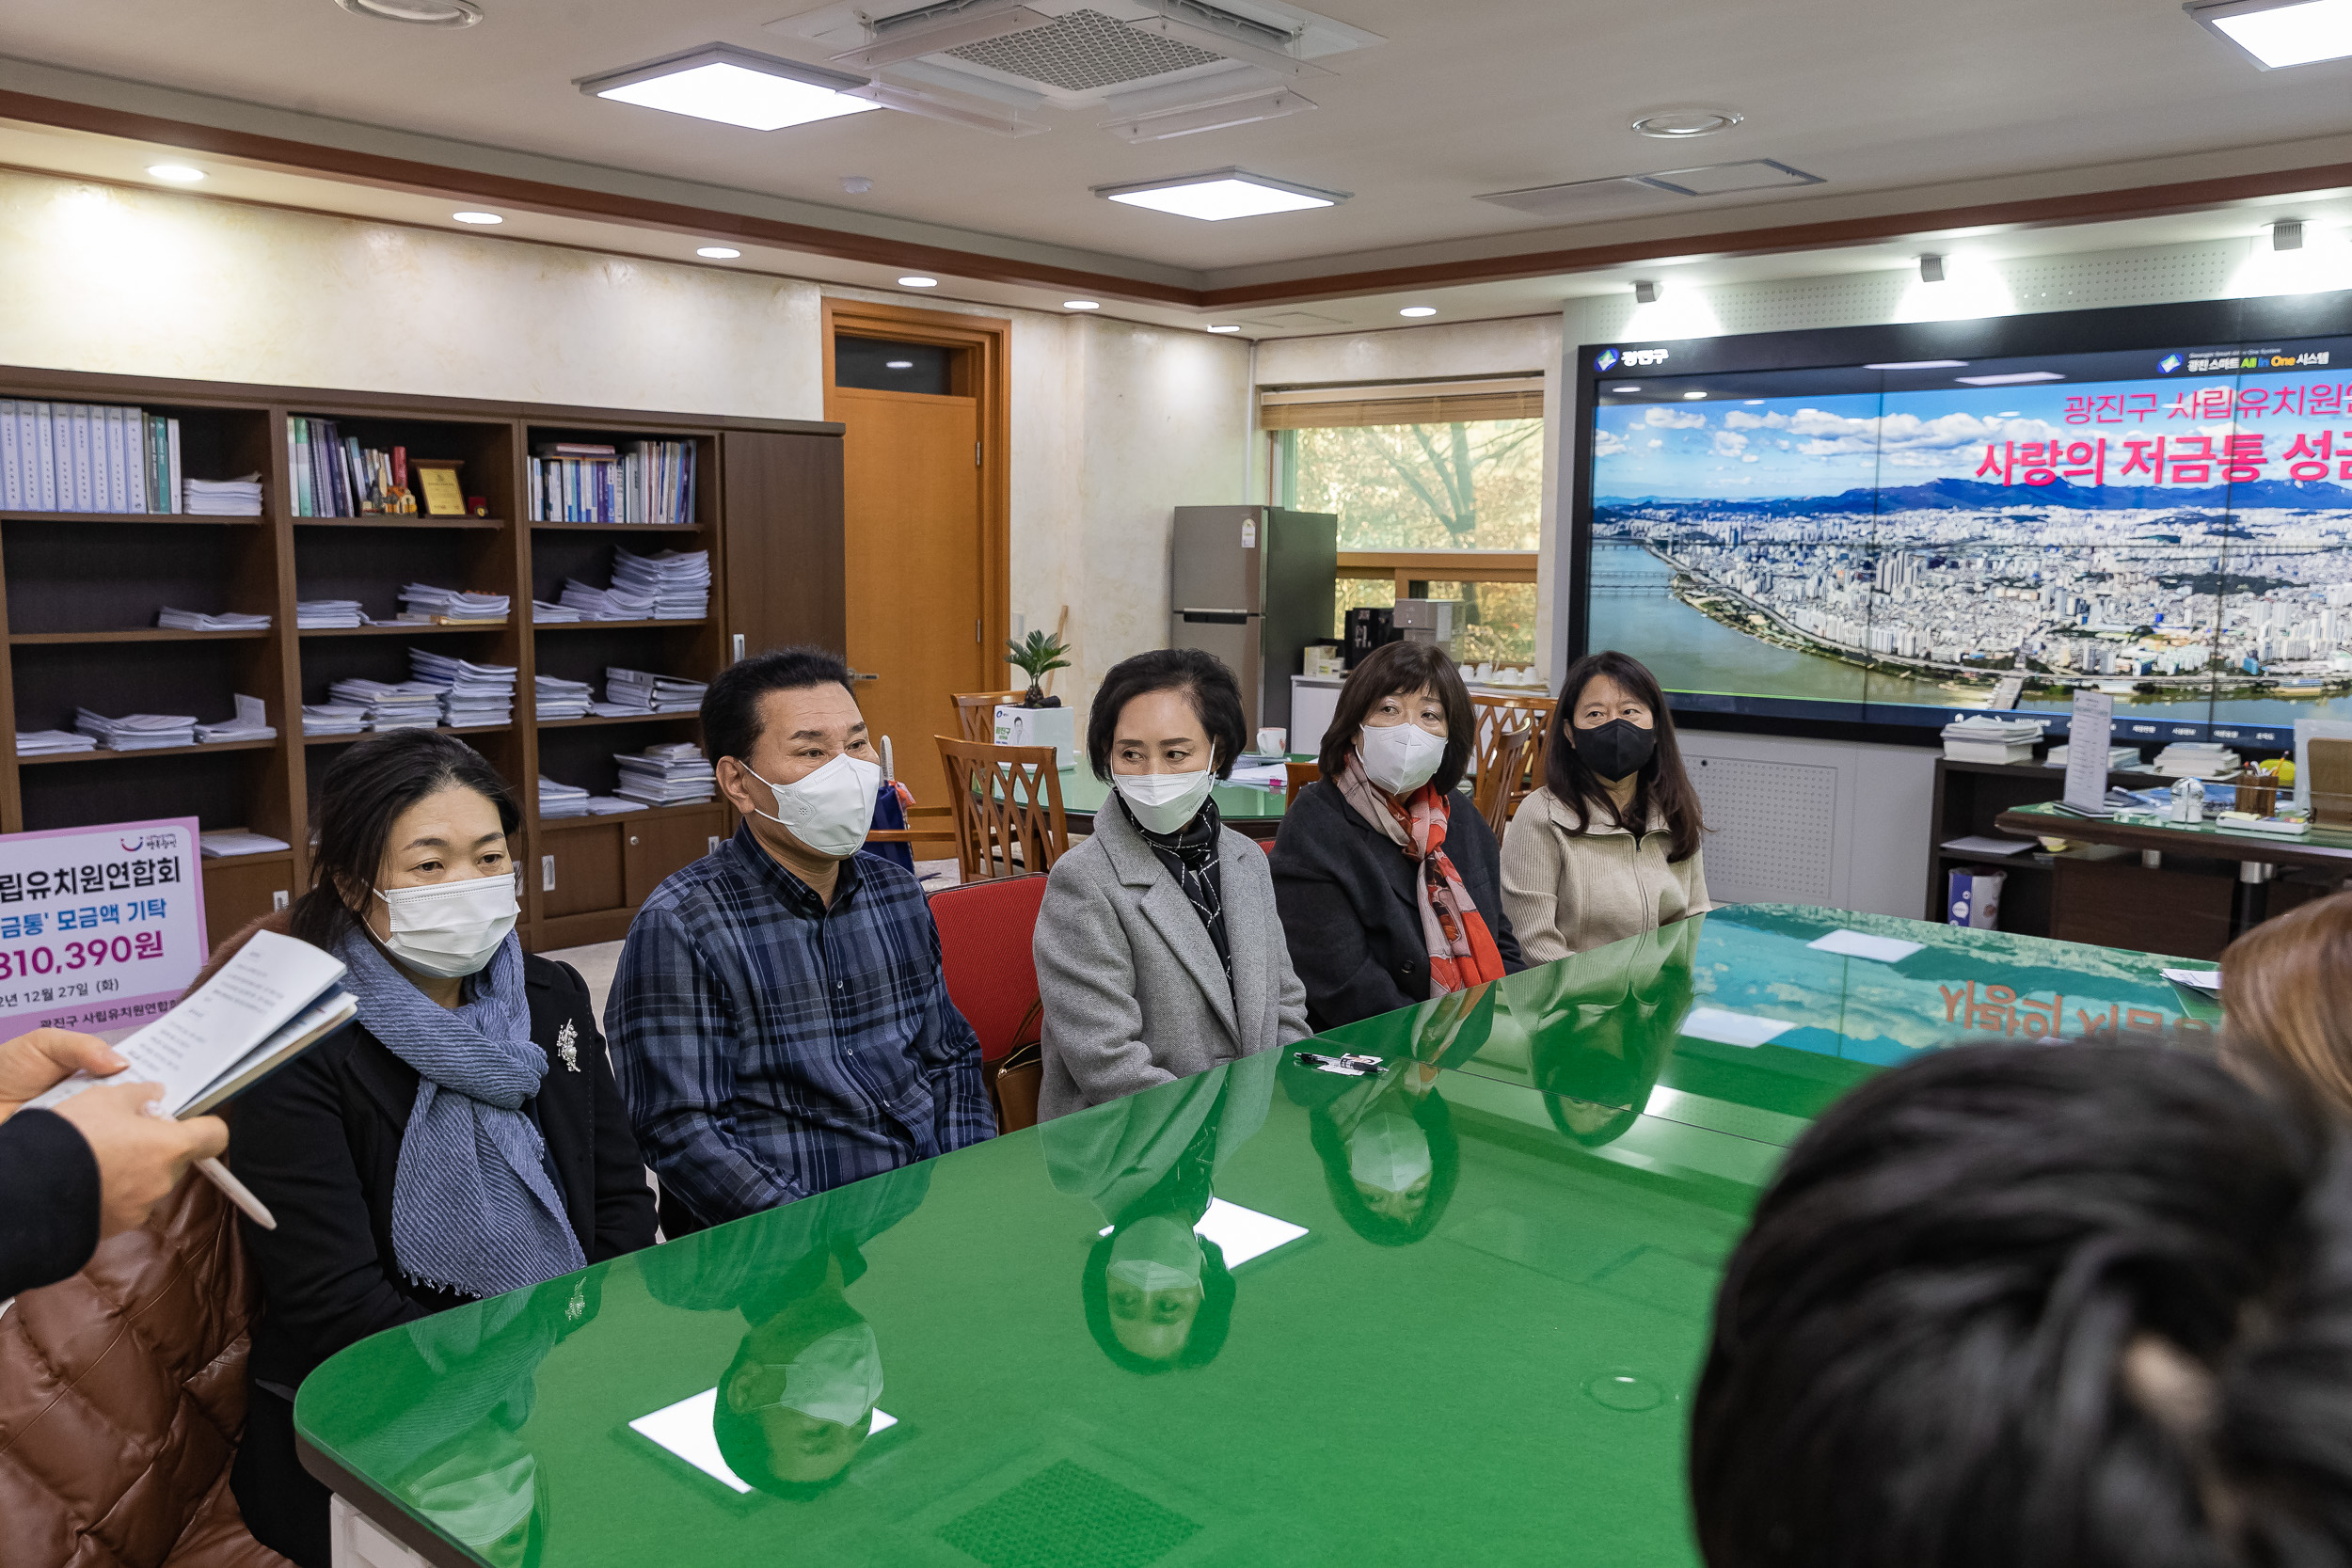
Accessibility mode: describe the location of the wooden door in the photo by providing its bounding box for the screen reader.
[837,387,985,810]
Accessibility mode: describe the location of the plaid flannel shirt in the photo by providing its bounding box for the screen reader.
[605,825,991,1225]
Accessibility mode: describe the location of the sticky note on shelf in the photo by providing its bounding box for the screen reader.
[1807,929,1924,964]
[1679,1006,1797,1048]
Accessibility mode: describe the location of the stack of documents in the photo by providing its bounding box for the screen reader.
[76,709,197,750]
[605,667,707,713]
[410,650,516,726]
[534,673,592,721]
[1941,716,2045,764]
[612,548,710,619]
[159,608,272,632]
[183,474,262,515]
[326,679,441,731]
[2153,742,2239,779]
[2045,743,2141,770]
[197,696,275,744]
[613,742,717,805]
[296,599,367,630]
[538,776,593,819]
[398,584,509,624]
[559,578,657,621]
[586,795,646,815]
[199,829,292,858]
[17,729,95,755]
[532,599,583,624]
[301,705,368,736]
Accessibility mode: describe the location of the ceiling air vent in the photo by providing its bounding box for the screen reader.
[947,8,1224,92]
[1477,158,1823,219]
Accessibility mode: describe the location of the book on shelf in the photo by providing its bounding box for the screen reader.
[289,417,419,516]
[0,400,182,514]
[527,438,694,525]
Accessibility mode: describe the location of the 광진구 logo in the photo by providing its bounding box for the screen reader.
[2157,353,2184,374]
[1594,348,1620,372]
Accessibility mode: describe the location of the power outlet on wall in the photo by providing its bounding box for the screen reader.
[542,854,556,893]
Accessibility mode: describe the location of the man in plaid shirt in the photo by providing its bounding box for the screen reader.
[606,647,991,1232]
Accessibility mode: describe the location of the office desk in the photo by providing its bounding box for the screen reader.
[1995,800,2352,954]
[297,905,2210,1568]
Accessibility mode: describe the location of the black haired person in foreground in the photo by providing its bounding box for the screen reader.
[1692,1039,2352,1568]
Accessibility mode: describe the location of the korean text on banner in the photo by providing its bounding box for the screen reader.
[0,816,206,1039]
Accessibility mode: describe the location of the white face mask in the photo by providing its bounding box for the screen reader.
[1114,767,1216,835]
[1358,721,1447,797]
[744,751,881,860]
[752,1322,884,1428]
[1107,1212,1205,1293]
[374,872,518,979]
[1348,1111,1434,1195]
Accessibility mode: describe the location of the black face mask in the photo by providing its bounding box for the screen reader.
[1572,719,1656,782]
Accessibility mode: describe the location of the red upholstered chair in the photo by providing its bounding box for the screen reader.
[930,873,1049,1132]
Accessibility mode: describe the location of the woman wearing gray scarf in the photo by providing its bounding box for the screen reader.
[220,731,658,1568]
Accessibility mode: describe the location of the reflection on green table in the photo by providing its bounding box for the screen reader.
[296,904,2218,1568]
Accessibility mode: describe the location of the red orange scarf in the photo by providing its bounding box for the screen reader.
[1335,756,1509,997]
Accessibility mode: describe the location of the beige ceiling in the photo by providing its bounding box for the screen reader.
[8,0,2352,290]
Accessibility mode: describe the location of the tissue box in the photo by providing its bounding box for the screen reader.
[993,705,1077,769]
[1947,867,2005,930]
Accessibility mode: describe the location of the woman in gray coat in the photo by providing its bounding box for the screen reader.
[1035,649,1311,1122]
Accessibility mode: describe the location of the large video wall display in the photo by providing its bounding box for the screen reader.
[1579,305,2352,744]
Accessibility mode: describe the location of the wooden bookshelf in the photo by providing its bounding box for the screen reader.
[0,365,843,950]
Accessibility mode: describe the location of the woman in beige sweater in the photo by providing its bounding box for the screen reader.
[1502,651,1710,962]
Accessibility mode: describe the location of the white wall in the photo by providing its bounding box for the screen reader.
[0,167,1253,729]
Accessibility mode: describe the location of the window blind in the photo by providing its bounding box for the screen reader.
[1258,388,1546,430]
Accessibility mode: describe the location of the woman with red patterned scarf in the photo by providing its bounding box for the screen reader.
[1270,641,1525,1032]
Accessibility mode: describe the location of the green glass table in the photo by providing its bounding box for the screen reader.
[296,905,2216,1568]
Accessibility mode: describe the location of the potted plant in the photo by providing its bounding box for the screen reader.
[1006,630,1071,707]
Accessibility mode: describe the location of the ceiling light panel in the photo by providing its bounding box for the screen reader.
[1095,167,1346,220]
[2188,0,2352,67]
[147,164,205,182]
[579,45,881,132]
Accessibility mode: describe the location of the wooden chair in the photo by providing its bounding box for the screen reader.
[936,736,1071,881]
[1470,691,1556,817]
[952,689,1029,744]
[1285,760,1321,794]
[1474,724,1537,839]
[868,736,959,860]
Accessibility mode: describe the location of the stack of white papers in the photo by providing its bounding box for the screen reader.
[2045,743,2141,770]
[296,599,366,630]
[532,599,583,624]
[399,583,509,623]
[159,607,272,632]
[538,776,592,819]
[613,742,717,805]
[612,548,711,620]
[76,708,197,750]
[17,729,95,755]
[559,579,657,621]
[605,667,707,713]
[199,829,292,858]
[183,474,262,516]
[534,673,592,721]
[196,696,276,744]
[1942,716,2045,764]
[587,796,647,815]
[301,705,368,736]
[2153,742,2239,779]
[326,679,441,731]
[410,650,516,727]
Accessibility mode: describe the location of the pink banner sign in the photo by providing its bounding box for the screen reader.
[0,816,206,1039]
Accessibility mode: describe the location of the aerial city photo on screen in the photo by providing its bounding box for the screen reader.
[1585,336,2352,729]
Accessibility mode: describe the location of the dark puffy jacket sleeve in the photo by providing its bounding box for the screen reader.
[0,1108,100,1298]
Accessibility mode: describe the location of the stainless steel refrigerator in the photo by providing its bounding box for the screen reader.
[1168,505,1339,736]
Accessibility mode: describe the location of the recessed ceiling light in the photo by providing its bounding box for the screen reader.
[1206,325,1243,333]
[1093,168,1348,222]
[1864,359,1969,370]
[1064,300,1101,310]
[1631,108,1742,137]
[886,360,914,369]
[695,245,741,259]
[1399,306,1438,318]
[146,164,205,183]
[578,44,881,132]
[2188,0,2352,68]
[334,0,482,25]
[452,212,502,224]
[898,276,938,288]
[1956,371,2066,385]
[1682,390,1708,400]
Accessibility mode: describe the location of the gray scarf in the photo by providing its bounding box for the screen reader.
[337,928,585,1300]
